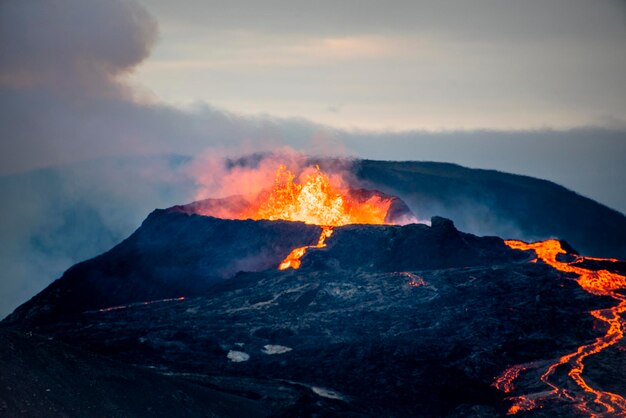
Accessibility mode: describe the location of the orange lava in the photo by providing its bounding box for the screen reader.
[278,226,334,270]
[240,165,392,270]
[494,363,538,393]
[399,272,428,287]
[242,165,392,227]
[500,239,626,416]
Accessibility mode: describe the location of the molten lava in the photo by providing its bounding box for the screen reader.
[497,239,626,416]
[242,165,392,226]
[278,226,334,270]
[240,165,393,270]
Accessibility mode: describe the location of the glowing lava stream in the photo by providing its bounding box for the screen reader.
[498,239,626,416]
[240,165,393,270]
[278,226,334,270]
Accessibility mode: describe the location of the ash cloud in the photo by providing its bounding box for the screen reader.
[188,148,309,201]
[0,0,157,98]
[0,0,326,175]
[187,148,357,202]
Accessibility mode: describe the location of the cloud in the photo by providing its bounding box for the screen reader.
[143,34,405,70]
[0,0,349,175]
[142,0,626,44]
[135,0,626,132]
[0,0,157,97]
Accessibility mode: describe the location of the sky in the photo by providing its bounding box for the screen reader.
[1,0,625,177]
[135,0,626,131]
[0,0,625,316]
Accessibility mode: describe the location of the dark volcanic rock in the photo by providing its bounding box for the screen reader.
[3,213,520,328]
[17,262,607,417]
[0,329,264,417]
[304,216,524,272]
[4,211,321,326]
[3,209,625,417]
[168,194,251,219]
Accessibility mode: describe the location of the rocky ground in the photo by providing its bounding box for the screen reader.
[2,212,624,416]
[0,329,264,417]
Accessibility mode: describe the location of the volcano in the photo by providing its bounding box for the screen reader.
[2,164,626,417]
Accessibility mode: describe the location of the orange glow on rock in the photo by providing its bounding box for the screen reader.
[499,239,626,415]
[278,226,334,270]
[239,165,392,270]
[493,363,536,394]
[241,165,392,226]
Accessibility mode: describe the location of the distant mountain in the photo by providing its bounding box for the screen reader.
[352,159,626,258]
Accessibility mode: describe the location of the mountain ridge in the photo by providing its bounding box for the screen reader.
[2,211,523,328]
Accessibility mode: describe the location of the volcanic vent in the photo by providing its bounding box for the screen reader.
[170,164,416,270]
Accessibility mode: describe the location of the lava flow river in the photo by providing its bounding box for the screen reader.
[497,239,626,416]
[278,226,334,270]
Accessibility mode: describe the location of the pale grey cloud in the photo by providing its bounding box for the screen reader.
[0,0,157,97]
[141,0,626,43]
[0,0,320,174]
[135,0,626,130]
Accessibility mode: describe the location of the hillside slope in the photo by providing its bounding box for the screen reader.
[353,160,626,258]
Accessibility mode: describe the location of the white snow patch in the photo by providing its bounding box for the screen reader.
[227,350,250,362]
[311,386,344,400]
[261,344,292,355]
